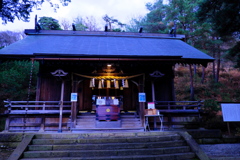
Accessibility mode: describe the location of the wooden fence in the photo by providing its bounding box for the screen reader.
[4,101,71,132]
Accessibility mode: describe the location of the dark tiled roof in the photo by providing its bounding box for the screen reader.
[0,30,214,62]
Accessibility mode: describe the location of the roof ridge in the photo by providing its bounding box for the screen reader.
[24,29,185,40]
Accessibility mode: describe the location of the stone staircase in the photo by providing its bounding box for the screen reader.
[71,112,144,132]
[15,132,201,160]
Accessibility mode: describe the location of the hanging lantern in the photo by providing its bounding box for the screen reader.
[107,80,111,88]
[98,80,102,89]
[101,79,104,88]
[92,78,95,87]
[114,79,119,89]
[122,79,125,87]
[89,79,93,88]
[123,79,129,88]
[89,78,95,88]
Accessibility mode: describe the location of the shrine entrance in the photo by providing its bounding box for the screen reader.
[76,75,141,112]
[75,72,142,128]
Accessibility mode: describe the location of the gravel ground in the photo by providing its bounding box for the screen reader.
[200,144,240,160]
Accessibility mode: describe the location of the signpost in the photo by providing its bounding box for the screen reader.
[221,103,240,135]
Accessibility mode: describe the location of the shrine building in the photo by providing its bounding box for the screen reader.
[0,29,214,132]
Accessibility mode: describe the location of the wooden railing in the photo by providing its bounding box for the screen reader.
[154,101,203,114]
[4,101,72,132]
[145,101,204,129]
[4,101,71,114]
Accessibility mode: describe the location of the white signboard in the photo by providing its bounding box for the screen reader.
[96,99,106,105]
[113,99,119,105]
[221,103,240,122]
[71,93,78,102]
[148,102,155,109]
[139,93,146,102]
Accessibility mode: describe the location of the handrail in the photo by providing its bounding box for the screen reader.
[4,101,71,114]
[153,101,204,111]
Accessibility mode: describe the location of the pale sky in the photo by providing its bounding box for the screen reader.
[0,0,159,32]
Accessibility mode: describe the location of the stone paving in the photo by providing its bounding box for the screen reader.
[200,144,240,160]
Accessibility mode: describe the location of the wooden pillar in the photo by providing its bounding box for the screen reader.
[4,117,10,132]
[35,63,42,101]
[139,75,145,127]
[58,80,65,133]
[71,74,77,129]
[151,80,155,102]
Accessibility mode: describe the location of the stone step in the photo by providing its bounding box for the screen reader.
[34,132,179,139]
[23,146,191,158]
[76,113,140,127]
[32,135,182,145]
[28,140,187,151]
[71,128,145,132]
[21,152,196,160]
[18,132,199,160]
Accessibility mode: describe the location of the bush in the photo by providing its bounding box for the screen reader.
[204,116,227,131]
[0,60,39,113]
[203,99,220,114]
[0,117,5,131]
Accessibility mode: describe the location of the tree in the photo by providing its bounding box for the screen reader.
[0,0,71,24]
[73,16,88,31]
[139,0,232,99]
[0,60,39,112]
[84,16,100,31]
[144,0,167,33]
[125,16,145,32]
[0,31,26,48]
[197,0,240,68]
[102,14,125,32]
[197,0,240,37]
[38,16,62,30]
[61,18,72,30]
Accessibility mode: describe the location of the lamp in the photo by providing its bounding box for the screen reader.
[107,80,111,88]
[123,79,129,88]
[114,79,119,89]
[90,79,93,88]
[101,79,104,88]
[98,80,102,89]
[89,78,95,88]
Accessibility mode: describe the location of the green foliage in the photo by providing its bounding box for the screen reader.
[0,0,71,24]
[102,14,125,32]
[203,99,220,113]
[236,128,240,136]
[73,16,88,31]
[197,0,240,37]
[0,61,39,112]
[226,42,240,68]
[0,117,5,131]
[38,16,62,30]
[204,116,227,130]
[197,0,240,69]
